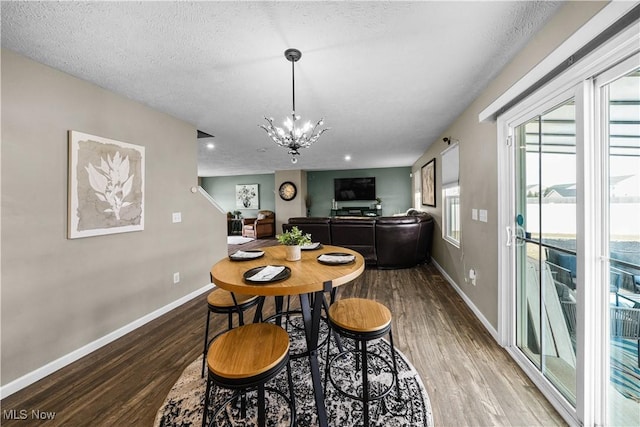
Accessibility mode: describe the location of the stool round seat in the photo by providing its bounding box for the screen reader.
[328,298,392,333]
[207,289,258,310]
[203,323,296,427]
[201,289,263,378]
[208,323,290,382]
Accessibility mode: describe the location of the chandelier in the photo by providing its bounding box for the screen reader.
[260,48,329,164]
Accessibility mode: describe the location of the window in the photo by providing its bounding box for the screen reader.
[442,143,460,247]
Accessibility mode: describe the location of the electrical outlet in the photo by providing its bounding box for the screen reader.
[173,272,180,284]
[469,269,477,286]
[172,212,182,223]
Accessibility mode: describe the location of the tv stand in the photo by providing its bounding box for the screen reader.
[330,207,381,217]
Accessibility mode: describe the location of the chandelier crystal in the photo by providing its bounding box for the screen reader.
[260,48,329,164]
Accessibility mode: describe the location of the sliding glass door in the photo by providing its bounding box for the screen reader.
[597,63,640,427]
[504,53,639,425]
[514,97,577,404]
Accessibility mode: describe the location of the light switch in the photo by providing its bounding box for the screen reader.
[472,209,478,221]
[172,212,182,223]
[479,209,488,223]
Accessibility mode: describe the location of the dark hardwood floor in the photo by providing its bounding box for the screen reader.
[1,238,566,426]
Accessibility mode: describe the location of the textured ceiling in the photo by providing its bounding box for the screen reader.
[1,1,563,176]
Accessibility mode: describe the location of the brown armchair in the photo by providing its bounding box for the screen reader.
[242,210,275,239]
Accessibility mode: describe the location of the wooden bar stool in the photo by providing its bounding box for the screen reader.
[324,298,401,426]
[202,323,296,427]
[201,288,262,377]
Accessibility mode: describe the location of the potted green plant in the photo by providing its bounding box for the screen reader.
[277,226,312,261]
[375,197,382,210]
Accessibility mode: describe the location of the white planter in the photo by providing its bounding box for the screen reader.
[285,245,301,261]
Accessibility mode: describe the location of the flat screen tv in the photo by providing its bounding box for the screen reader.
[334,177,376,201]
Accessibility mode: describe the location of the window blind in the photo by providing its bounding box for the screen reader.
[441,143,459,189]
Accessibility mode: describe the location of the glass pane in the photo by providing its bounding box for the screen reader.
[606,68,640,426]
[444,186,460,244]
[515,100,577,405]
[540,101,577,403]
[516,240,543,369]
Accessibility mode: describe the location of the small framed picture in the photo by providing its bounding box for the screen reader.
[236,184,259,209]
[421,158,436,207]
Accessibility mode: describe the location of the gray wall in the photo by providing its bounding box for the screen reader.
[307,167,412,217]
[200,174,276,217]
[412,1,607,329]
[1,49,227,386]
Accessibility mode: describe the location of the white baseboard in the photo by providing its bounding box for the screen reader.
[0,283,214,399]
[431,259,500,343]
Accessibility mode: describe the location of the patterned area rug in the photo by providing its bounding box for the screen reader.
[154,318,433,426]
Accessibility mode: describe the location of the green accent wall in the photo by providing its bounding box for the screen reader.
[307,167,412,217]
[202,167,413,219]
[200,174,275,217]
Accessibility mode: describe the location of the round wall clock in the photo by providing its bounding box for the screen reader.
[278,181,297,201]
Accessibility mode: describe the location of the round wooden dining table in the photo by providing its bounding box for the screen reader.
[210,244,365,427]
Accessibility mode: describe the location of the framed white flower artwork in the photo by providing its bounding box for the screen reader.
[68,131,145,238]
[235,184,259,209]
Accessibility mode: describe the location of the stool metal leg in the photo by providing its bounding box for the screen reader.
[257,385,266,427]
[361,340,370,426]
[286,361,297,426]
[227,311,233,330]
[388,329,401,399]
[202,375,212,427]
[201,310,211,378]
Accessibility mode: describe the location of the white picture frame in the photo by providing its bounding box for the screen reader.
[68,131,145,239]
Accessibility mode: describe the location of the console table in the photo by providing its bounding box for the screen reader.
[330,207,381,217]
[227,218,243,235]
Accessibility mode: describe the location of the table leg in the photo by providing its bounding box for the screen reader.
[274,296,284,327]
[299,281,331,427]
[321,294,346,355]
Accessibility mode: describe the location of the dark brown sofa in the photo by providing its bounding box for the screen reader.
[280,217,332,245]
[283,212,434,269]
[331,217,377,264]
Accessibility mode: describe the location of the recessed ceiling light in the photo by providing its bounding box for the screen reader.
[206,143,214,149]
[344,155,351,161]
